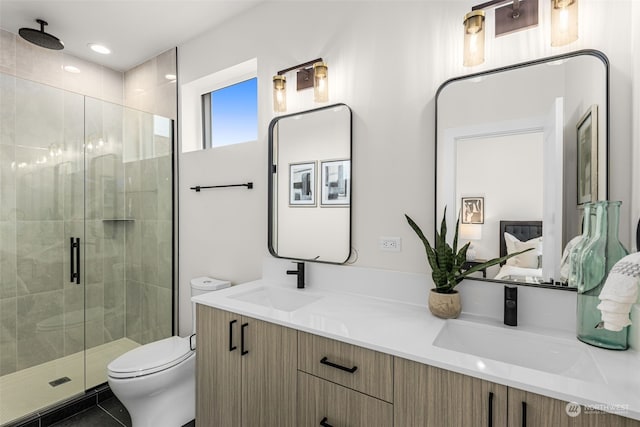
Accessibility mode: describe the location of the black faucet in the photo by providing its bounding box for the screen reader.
[504,286,517,326]
[286,262,305,289]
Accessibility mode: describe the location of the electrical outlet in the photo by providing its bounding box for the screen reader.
[379,237,401,252]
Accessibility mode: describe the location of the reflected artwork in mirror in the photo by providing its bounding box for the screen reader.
[436,50,609,289]
[268,104,352,264]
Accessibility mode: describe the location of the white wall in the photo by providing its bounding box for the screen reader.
[456,133,543,271]
[177,1,635,335]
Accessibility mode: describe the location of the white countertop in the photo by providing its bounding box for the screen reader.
[192,279,640,421]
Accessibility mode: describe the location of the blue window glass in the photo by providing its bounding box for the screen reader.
[210,77,257,147]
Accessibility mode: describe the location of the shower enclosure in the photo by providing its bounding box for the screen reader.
[0,73,174,425]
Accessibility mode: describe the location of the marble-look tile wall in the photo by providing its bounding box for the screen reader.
[0,28,123,104]
[122,48,176,345]
[0,28,176,373]
[0,27,127,375]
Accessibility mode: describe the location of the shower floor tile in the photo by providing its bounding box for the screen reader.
[0,338,139,425]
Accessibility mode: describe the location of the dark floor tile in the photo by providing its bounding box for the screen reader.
[40,395,96,426]
[49,406,121,427]
[96,385,115,404]
[98,397,131,427]
[4,415,40,427]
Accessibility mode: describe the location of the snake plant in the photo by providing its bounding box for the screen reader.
[405,207,533,294]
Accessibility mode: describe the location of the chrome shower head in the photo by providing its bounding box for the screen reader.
[19,19,64,50]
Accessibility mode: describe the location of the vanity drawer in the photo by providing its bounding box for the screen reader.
[297,371,393,427]
[297,332,393,403]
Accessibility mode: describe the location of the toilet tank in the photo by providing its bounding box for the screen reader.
[191,277,231,297]
[190,277,230,335]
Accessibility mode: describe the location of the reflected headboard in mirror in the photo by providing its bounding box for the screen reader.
[499,221,543,259]
[268,104,352,264]
[436,50,609,289]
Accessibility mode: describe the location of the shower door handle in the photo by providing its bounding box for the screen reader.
[70,237,80,285]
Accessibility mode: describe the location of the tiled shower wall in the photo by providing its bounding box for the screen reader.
[0,27,177,375]
[122,49,176,345]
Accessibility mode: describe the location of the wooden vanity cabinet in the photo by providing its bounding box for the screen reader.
[508,388,640,427]
[395,357,640,427]
[394,357,507,427]
[195,305,297,427]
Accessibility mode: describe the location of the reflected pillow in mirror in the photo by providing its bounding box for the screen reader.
[504,232,542,268]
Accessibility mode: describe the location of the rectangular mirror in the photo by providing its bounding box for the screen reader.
[436,50,609,288]
[268,104,352,263]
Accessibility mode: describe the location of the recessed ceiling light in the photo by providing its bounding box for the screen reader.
[88,43,111,55]
[63,65,81,73]
[165,74,176,81]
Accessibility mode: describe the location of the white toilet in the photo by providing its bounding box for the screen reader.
[107,277,230,427]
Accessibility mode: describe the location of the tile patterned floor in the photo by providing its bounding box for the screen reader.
[50,397,195,427]
[0,338,139,425]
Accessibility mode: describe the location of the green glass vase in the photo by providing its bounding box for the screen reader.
[567,203,594,288]
[576,201,629,350]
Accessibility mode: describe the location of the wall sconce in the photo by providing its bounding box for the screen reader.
[272,58,328,112]
[273,75,286,113]
[551,0,578,46]
[463,0,539,67]
[313,61,328,103]
[463,11,486,67]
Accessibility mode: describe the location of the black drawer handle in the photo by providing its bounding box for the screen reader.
[320,356,358,373]
[229,320,237,352]
[320,417,333,427]
[488,392,494,427]
[522,401,527,427]
[241,323,249,355]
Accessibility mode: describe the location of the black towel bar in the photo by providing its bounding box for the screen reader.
[190,182,253,192]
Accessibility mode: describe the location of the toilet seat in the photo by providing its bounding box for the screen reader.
[108,336,193,379]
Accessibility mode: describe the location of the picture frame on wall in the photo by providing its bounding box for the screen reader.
[577,104,598,205]
[289,162,316,206]
[461,197,484,224]
[320,159,350,206]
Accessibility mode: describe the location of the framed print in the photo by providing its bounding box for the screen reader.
[321,159,350,206]
[577,105,598,205]
[461,197,484,224]
[289,162,316,206]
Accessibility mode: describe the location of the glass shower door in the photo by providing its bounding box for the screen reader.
[0,75,86,424]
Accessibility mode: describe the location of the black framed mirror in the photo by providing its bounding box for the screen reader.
[268,103,352,264]
[436,50,609,289]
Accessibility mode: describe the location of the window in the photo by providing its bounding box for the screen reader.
[202,77,257,148]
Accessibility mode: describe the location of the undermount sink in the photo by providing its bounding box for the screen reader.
[228,286,323,312]
[433,319,605,383]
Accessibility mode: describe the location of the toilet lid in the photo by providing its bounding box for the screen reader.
[108,336,193,379]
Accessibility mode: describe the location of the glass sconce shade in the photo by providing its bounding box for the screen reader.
[313,61,328,103]
[551,0,578,46]
[273,75,287,113]
[463,10,485,67]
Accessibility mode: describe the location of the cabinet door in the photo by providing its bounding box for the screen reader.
[297,371,393,427]
[241,316,297,427]
[394,357,507,427]
[508,388,640,427]
[196,305,242,427]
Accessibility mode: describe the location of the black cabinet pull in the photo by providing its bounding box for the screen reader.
[488,392,494,427]
[241,323,249,355]
[320,356,358,373]
[229,320,237,352]
[319,417,333,427]
[522,401,527,427]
